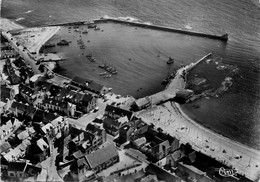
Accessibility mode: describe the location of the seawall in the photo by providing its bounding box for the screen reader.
[46,18,228,41]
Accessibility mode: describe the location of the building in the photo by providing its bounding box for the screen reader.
[37,81,53,96]
[0,141,12,154]
[119,117,148,142]
[105,105,134,120]
[174,89,194,103]
[9,101,37,119]
[173,144,250,182]
[81,93,96,113]
[69,76,92,90]
[23,164,42,177]
[69,76,105,95]
[32,109,47,123]
[29,74,43,88]
[7,161,27,178]
[145,163,181,182]
[5,58,21,85]
[85,123,106,147]
[134,97,151,111]
[55,87,71,101]
[26,138,49,164]
[103,117,122,136]
[41,98,76,117]
[19,83,35,103]
[1,86,15,103]
[165,149,185,168]
[86,81,105,95]
[7,162,41,179]
[9,101,27,116]
[84,144,119,173]
[135,128,180,161]
[1,155,9,170]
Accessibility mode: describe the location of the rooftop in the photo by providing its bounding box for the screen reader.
[1,86,13,102]
[8,161,27,172]
[43,98,68,109]
[24,164,42,176]
[105,105,133,120]
[85,144,118,169]
[103,117,121,128]
[71,76,92,85]
[19,83,34,96]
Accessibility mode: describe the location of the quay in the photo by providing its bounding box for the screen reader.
[46,18,228,41]
[2,21,259,181]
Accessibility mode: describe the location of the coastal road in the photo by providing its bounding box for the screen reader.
[3,32,41,74]
[138,100,260,181]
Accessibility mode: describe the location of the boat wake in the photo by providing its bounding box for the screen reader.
[102,15,152,25]
[15,17,25,22]
[25,10,34,14]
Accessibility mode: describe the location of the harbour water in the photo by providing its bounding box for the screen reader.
[2,0,260,149]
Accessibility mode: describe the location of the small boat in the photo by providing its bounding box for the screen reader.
[111,70,118,74]
[85,54,95,62]
[86,54,92,58]
[99,72,107,75]
[167,57,174,64]
[99,64,105,68]
[82,29,89,34]
[89,57,95,62]
[44,43,55,48]
[109,66,118,74]
[104,74,112,78]
[88,24,97,29]
[80,45,85,49]
[99,62,108,68]
[57,39,70,46]
[94,27,100,31]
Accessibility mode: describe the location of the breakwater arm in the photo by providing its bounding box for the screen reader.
[46,18,228,41]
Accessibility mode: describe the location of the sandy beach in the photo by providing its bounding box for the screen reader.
[0,18,24,32]
[137,59,260,181]
[10,26,60,54]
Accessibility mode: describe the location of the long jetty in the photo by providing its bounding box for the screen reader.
[46,18,228,41]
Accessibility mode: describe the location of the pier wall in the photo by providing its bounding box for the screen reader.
[46,18,228,41]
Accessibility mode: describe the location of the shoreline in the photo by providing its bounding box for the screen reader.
[166,55,260,152]
[138,57,260,180]
[2,18,260,180]
[0,17,24,32]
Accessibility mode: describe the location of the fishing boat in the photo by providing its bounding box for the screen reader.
[88,24,97,29]
[80,45,85,49]
[99,72,107,76]
[57,39,70,46]
[167,57,174,64]
[82,29,89,34]
[99,62,108,69]
[109,66,118,74]
[86,54,92,58]
[89,57,95,62]
[104,74,112,78]
[43,43,55,48]
[94,27,100,31]
[99,64,105,68]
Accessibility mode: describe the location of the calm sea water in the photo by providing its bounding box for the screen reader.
[2,0,260,149]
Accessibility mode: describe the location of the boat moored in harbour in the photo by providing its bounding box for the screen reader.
[167,57,174,64]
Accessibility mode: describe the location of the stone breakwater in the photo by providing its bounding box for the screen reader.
[46,18,228,41]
